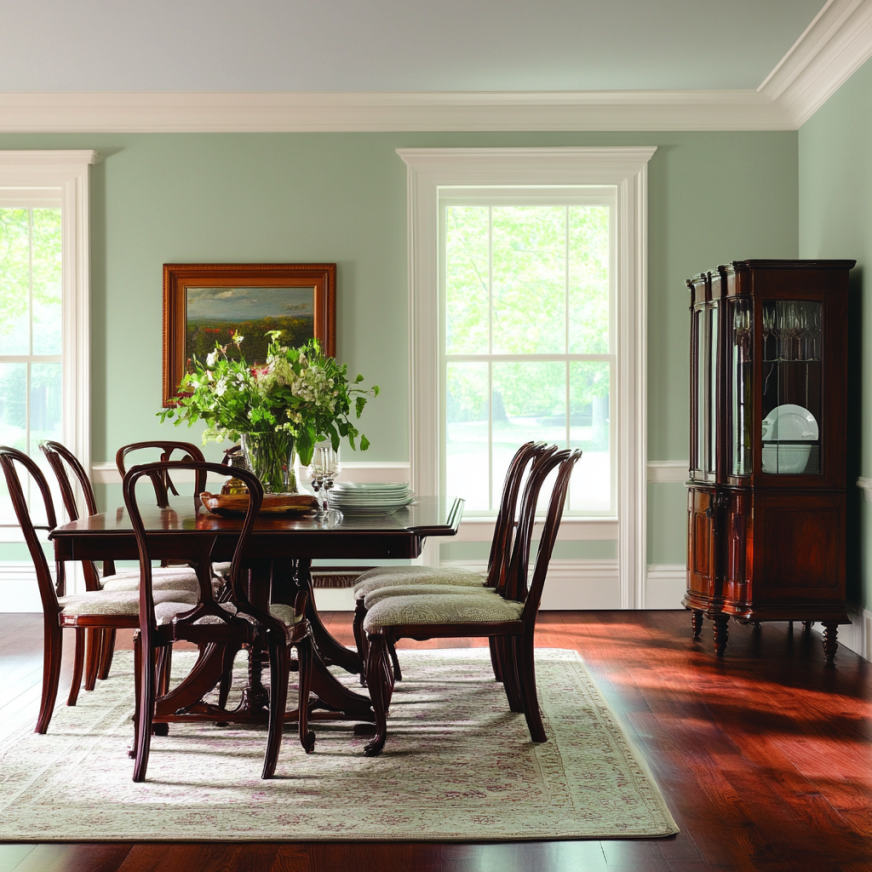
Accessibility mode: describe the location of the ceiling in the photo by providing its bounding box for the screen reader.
[0,0,827,93]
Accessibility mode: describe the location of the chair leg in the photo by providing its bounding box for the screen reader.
[67,628,85,707]
[353,600,369,686]
[130,631,142,759]
[499,637,525,713]
[157,645,173,697]
[133,636,157,782]
[296,636,316,755]
[364,634,389,757]
[488,637,504,682]
[516,635,547,743]
[262,636,290,779]
[84,629,101,691]
[36,622,63,734]
[387,638,402,682]
[97,628,117,680]
[217,643,240,710]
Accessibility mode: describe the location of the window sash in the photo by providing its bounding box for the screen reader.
[439,193,617,517]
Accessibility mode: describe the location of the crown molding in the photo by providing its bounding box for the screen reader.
[0,89,794,133]
[759,0,872,127]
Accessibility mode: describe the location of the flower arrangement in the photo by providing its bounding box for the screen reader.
[158,330,378,491]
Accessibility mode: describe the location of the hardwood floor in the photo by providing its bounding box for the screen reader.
[1,610,870,872]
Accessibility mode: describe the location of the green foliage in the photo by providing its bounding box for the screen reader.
[158,332,378,466]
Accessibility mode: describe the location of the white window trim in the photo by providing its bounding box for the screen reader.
[398,146,655,608]
[0,151,96,593]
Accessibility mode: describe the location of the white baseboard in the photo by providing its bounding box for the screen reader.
[0,563,42,612]
[644,564,687,609]
[822,603,872,662]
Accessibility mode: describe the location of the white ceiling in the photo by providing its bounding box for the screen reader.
[0,0,827,92]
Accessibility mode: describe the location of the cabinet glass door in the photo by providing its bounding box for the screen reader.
[729,298,752,476]
[760,300,822,475]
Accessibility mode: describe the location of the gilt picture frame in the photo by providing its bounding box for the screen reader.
[162,263,336,406]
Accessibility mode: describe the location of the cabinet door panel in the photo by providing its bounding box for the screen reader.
[687,487,717,600]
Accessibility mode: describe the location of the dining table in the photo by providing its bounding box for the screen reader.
[49,495,464,728]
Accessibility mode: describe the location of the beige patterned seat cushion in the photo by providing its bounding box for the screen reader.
[363,593,523,633]
[58,588,199,617]
[100,568,200,593]
[268,603,305,626]
[364,583,497,609]
[353,566,487,599]
[152,600,304,628]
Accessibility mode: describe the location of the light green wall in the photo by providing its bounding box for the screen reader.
[0,130,800,563]
[799,58,872,609]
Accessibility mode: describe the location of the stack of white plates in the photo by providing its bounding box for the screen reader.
[330,482,415,515]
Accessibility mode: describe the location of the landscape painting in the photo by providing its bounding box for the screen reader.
[162,263,336,406]
[185,286,315,366]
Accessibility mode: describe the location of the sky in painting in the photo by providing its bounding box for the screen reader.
[186,286,314,321]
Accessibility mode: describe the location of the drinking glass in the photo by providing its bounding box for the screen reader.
[311,445,341,517]
[762,306,775,360]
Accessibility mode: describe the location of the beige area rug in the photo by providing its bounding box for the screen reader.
[0,648,677,841]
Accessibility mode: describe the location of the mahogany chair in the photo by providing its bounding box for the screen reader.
[39,441,200,693]
[115,441,207,507]
[0,446,199,733]
[361,446,582,756]
[351,441,550,683]
[124,460,315,782]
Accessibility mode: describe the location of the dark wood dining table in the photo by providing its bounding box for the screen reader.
[49,495,464,726]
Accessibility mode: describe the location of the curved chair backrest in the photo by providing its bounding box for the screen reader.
[499,445,566,604]
[39,440,107,590]
[0,446,64,614]
[521,449,583,623]
[116,442,206,507]
[486,441,548,592]
[122,460,263,642]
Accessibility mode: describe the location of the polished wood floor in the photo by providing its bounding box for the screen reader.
[1,610,870,872]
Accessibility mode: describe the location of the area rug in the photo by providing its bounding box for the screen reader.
[0,648,677,841]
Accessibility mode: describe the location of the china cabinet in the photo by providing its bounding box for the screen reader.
[683,260,855,664]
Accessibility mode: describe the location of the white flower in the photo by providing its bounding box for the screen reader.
[206,351,218,367]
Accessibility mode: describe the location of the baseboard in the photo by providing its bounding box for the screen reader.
[827,603,872,662]
[0,563,42,612]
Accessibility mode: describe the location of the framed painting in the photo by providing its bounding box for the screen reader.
[162,263,336,406]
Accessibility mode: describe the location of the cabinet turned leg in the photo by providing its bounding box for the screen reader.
[691,610,704,640]
[712,616,729,657]
[822,622,839,667]
[803,621,814,633]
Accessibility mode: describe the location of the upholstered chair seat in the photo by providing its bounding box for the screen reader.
[363,582,497,610]
[353,565,486,599]
[99,567,201,593]
[57,588,199,617]
[364,593,524,633]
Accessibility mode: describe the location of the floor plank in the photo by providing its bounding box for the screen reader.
[1,611,871,872]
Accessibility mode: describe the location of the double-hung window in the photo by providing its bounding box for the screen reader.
[441,188,616,516]
[401,147,654,607]
[0,151,94,607]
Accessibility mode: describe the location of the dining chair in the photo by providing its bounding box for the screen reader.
[0,446,200,733]
[351,441,549,684]
[361,446,582,756]
[40,440,200,693]
[124,460,315,782]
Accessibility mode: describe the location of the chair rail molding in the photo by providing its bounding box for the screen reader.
[399,146,655,599]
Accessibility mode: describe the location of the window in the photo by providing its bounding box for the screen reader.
[441,189,615,516]
[0,151,94,604]
[0,197,64,524]
[399,147,654,607]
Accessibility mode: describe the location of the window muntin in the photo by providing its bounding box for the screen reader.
[440,188,617,517]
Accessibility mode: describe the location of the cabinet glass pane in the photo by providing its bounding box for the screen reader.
[730,299,752,475]
[707,304,718,475]
[695,308,704,472]
[760,300,822,475]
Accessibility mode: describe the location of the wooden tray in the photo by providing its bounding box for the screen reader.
[199,491,319,518]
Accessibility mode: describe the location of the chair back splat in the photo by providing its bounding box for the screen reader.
[116,441,206,508]
[0,447,65,610]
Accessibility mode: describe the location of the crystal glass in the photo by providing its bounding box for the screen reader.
[310,445,341,516]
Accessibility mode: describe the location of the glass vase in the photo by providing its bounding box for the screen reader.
[240,431,298,494]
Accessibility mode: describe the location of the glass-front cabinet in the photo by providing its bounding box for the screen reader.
[684,260,854,664]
